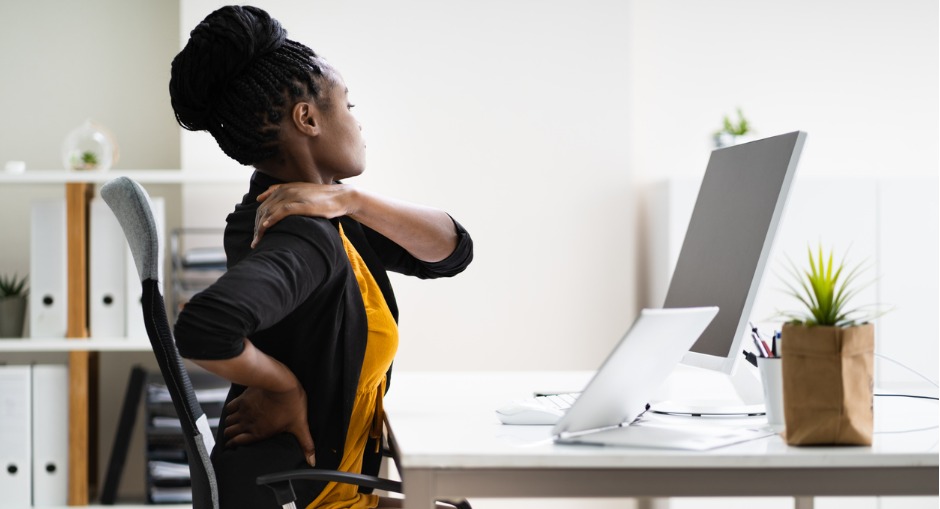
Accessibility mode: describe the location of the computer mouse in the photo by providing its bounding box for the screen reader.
[495,400,564,425]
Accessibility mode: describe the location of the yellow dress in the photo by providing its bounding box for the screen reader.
[308,225,399,509]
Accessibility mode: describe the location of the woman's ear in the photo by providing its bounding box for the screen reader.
[291,101,321,137]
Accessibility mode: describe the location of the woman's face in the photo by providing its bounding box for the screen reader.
[314,77,366,181]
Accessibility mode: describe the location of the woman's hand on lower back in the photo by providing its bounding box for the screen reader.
[222,381,318,467]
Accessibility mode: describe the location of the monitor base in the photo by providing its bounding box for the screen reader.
[652,362,766,416]
[650,400,765,417]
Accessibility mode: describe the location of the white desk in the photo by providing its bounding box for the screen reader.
[383,372,938,509]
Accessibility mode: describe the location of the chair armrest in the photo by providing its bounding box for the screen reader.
[256,469,403,494]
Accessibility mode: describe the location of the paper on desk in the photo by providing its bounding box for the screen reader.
[559,413,775,451]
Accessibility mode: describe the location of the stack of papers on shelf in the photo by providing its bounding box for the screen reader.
[152,416,220,429]
[182,247,227,269]
[149,460,191,481]
[148,384,229,404]
[150,486,193,504]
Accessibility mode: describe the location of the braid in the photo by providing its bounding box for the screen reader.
[169,6,331,166]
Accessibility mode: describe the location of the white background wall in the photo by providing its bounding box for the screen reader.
[180,0,637,372]
[629,0,938,182]
[178,0,940,378]
[0,0,181,279]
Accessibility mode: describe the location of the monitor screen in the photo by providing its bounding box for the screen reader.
[663,131,806,374]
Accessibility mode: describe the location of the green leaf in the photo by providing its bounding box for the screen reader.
[774,244,886,327]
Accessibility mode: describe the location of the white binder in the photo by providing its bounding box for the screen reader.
[126,197,165,340]
[30,199,68,338]
[0,366,31,507]
[31,364,68,506]
[90,198,127,338]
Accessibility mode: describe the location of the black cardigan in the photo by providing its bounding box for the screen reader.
[174,171,473,508]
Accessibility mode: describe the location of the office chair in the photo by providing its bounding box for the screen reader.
[100,177,470,509]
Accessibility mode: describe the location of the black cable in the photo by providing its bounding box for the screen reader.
[874,393,938,401]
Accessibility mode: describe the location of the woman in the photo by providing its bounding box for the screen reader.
[169,6,473,508]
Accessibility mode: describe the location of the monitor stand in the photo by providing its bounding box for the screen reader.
[650,363,765,416]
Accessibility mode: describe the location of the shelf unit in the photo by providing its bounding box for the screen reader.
[145,371,226,505]
[0,169,245,506]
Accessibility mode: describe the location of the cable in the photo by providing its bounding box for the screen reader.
[874,352,938,388]
[874,425,939,435]
[874,393,938,401]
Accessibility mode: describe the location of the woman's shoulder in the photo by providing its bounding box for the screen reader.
[275,215,341,244]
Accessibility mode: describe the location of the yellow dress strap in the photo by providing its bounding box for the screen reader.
[307,224,399,509]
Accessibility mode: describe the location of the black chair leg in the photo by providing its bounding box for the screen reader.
[265,479,298,509]
[439,500,473,509]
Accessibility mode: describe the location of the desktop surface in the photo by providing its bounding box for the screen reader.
[384,371,937,509]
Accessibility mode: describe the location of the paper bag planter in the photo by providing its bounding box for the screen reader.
[780,322,874,445]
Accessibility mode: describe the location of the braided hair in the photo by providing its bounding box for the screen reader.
[169,5,332,166]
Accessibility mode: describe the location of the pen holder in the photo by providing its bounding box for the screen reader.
[757,357,785,433]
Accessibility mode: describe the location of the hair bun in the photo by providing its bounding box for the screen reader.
[170,5,287,131]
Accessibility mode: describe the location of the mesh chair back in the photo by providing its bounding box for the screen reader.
[101,177,219,509]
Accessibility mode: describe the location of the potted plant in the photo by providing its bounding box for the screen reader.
[713,108,753,148]
[0,273,28,338]
[777,246,881,445]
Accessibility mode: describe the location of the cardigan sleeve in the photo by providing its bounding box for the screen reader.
[173,217,337,360]
[361,215,473,279]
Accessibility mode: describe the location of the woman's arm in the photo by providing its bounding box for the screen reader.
[174,218,337,467]
[193,339,318,467]
[252,183,458,262]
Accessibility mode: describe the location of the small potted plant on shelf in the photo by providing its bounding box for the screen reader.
[713,108,753,148]
[0,273,28,338]
[776,245,884,446]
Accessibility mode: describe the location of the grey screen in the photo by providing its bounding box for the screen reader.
[664,132,805,361]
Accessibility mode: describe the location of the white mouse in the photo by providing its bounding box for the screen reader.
[495,400,564,425]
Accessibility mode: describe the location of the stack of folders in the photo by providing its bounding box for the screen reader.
[168,229,227,324]
[29,196,165,340]
[145,372,228,504]
[0,364,69,507]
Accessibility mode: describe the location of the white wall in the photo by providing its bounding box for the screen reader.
[178,0,939,377]
[630,0,939,381]
[180,0,636,371]
[0,0,181,278]
[629,0,938,183]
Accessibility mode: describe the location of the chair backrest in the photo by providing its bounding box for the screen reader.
[100,177,219,509]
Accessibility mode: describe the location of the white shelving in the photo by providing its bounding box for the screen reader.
[0,170,238,505]
[0,168,249,184]
[0,338,154,352]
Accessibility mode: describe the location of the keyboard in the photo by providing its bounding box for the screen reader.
[533,393,578,411]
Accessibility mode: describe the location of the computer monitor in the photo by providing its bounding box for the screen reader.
[661,131,806,409]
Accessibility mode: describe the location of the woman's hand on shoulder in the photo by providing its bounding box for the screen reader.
[252,183,359,247]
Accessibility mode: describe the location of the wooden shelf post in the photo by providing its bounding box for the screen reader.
[66,182,92,505]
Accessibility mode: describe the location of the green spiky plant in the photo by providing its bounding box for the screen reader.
[778,245,883,327]
[0,273,28,299]
[714,107,751,138]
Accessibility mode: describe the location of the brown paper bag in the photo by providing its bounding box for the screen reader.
[780,323,874,445]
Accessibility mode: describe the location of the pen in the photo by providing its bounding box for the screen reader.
[751,331,768,357]
[760,338,773,358]
[771,334,777,357]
